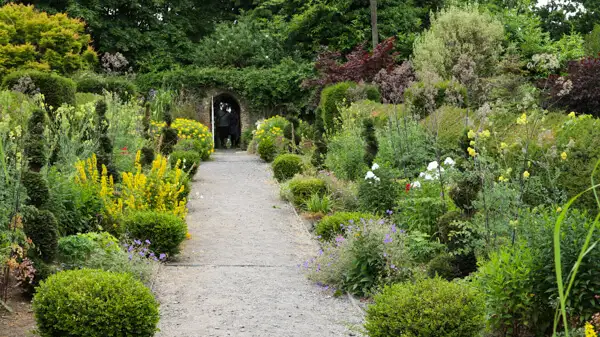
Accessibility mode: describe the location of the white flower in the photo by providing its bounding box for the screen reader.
[444,157,455,166]
[419,172,426,178]
[439,167,445,173]
[365,171,375,180]
[374,177,380,182]
[424,174,434,181]
[371,163,380,170]
[427,161,439,171]
[411,181,422,188]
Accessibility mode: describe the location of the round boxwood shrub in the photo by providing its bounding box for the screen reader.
[169,150,201,176]
[23,207,59,262]
[123,211,187,256]
[33,269,159,337]
[272,153,303,182]
[315,211,376,241]
[3,70,76,110]
[160,127,178,155]
[288,176,327,208]
[365,277,485,337]
[258,137,278,162]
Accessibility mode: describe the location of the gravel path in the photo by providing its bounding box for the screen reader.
[155,151,363,337]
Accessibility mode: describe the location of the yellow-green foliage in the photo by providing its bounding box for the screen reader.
[151,118,214,160]
[0,3,97,77]
[422,105,470,150]
[412,5,504,80]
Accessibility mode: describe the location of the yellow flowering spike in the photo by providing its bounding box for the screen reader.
[467,147,477,157]
[561,152,567,160]
[568,111,576,118]
[585,322,597,337]
[523,171,530,179]
[516,113,527,125]
[500,142,508,149]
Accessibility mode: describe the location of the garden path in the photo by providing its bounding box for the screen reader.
[154,151,362,337]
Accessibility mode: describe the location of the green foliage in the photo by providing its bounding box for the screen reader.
[358,166,399,214]
[412,5,504,80]
[23,207,59,263]
[24,108,47,171]
[74,73,137,100]
[136,59,314,113]
[395,197,448,236]
[22,170,49,208]
[169,150,201,177]
[173,139,204,157]
[140,146,155,167]
[33,269,159,337]
[287,176,327,208]
[0,3,97,77]
[449,170,481,215]
[320,82,354,131]
[272,153,303,182]
[240,129,253,150]
[365,278,485,337]
[405,79,467,118]
[3,70,76,109]
[584,24,600,56]
[325,127,367,181]
[57,232,120,268]
[160,127,178,155]
[315,211,376,241]
[362,118,378,167]
[258,137,278,163]
[305,193,332,214]
[427,253,461,280]
[476,243,536,336]
[123,211,187,256]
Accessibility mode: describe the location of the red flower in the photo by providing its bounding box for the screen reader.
[405,183,411,192]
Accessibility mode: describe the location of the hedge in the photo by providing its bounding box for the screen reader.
[75,74,137,100]
[3,70,76,109]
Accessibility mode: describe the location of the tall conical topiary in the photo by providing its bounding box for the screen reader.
[160,103,178,155]
[95,100,118,181]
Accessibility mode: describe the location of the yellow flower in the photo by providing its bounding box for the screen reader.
[467,147,477,157]
[186,232,192,240]
[585,322,597,337]
[556,207,562,213]
[568,111,576,119]
[500,142,508,149]
[523,171,530,179]
[498,175,508,182]
[509,219,519,226]
[480,130,491,139]
[561,152,567,160]
[516,113,527,125]
[467,129,476,139]
[470,140,476,146]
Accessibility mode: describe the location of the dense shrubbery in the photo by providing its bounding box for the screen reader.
[365,278,485,337]
[272,154,303,182]
[123,211,188,257]
[315,212,376,241]
[3,70,76,109]
[33,269,159,337]
[74,73,137,100]
[286,176,327,208]
[170,150,201,177]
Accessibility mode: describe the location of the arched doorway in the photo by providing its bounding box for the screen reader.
[212,93,242,149]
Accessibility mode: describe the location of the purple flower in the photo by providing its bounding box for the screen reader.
[384,234,393,244]
[400,229,406,234]
[145,239,151,245]
[134,239,142,246]
[316,235,322,239]
[335,236,345,243]
[391,224,397,233]
[159,253,166,260]
[139,251,145,256]
[386,209,394,216]
[316,264,321,272]
[128,254,133,261]
[378,219,385,225]
[391,264,397,270]
[303,261,309,268]
[383,252,388,257]
[127,245,134,253]
[318,249,324,256]
[348,219,354,224]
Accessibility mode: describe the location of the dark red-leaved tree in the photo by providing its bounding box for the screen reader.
[373,61,415,104]
[305,37,399,88]
[548,55,600,116]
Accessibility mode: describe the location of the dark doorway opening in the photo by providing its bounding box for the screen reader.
[212,94,242,149]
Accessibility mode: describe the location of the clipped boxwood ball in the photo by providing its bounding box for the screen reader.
[23,207,59,262]
[288,176,327,208]
[257,137,278,163]
[123,211,187,256]
[272,153,303,182]
[365,278,485,337]
[33,269,159,337]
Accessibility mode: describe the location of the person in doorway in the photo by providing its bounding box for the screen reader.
[216,103,230,148]
[229,108,240,148]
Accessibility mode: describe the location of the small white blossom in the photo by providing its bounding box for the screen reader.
[371,163,380,170]
[424,174,434,181]
[411,181,422,188]
[365,171,376,180]
[419,172,426,178]
[427,161,439,171]
[444,157,455,166]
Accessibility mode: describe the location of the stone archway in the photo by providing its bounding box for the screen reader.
[198,88,251,137]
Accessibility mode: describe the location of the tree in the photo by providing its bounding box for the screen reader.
[0,3,97,77]
[370,0,378,49]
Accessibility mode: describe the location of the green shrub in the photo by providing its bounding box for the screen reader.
[258,137,278,163]
[57,232,120,268]
[358,166,399,214]
[305,194,332,214]
[123,211,187,256]
[140,146,155,167]
[288,176,327,208]
[169,150,201,177]
[22,171,49,208]
[476,243,536,336]
[23,207,59,263]
[24,108,47,171]
[240,129,253,150]
[395,197,447,236]
[174,139,204,155]
[315,212,376,241]
[365,278,485,337]
[272,154,303,182]
[320,82,355,132]
[33,269,159,337]
[3,70,76,110]
[427,253,461,280]
[160,127,178,155]
[325,128,368,181]
[75,74,137,100]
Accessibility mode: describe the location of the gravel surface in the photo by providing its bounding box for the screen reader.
[155,151,363,337]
